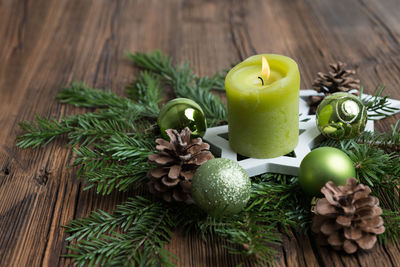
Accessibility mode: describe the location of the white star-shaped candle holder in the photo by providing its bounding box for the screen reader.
[203,90,400,177]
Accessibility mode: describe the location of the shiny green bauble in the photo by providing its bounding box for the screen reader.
[158,98,207,137]
[316,92,367,140]
[192,158,251,217]
[299,147,356,196]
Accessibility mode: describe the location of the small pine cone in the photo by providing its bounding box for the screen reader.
[313,62,360,94]
[309,62,360,114]
[312,178,385,254]
[147,127,214,204]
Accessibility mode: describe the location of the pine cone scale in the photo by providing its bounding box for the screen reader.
[321,220,340,235]
[168,164,181,179]
[356,234,377,250]
[336,215,352,227]
[149,167,168,178]
[314,198,338,215]
[343,240,358,254]
[344,227,362,240]
[187,151,214,165]
[161,177,180,187]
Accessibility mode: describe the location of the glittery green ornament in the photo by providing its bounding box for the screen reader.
[299,147,356,197]
[316,92,367,140]
[191,158,251,217]
[158,98,207,138]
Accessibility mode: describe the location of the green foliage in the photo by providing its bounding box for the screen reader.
[18,115,71,148]
[353,120,400,153]
[17,101,146,148]
[380,210,400,245]
[58,81,130,109]
[71,133,154,195]
[125,71,163,114]
[64,196,177,267]
[126,50,227,126]
[361,85,400,120]
[58,81,161,118]
[179,174,312,264]
[16,51,400,266]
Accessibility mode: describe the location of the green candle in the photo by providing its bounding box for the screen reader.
[225,54,300,158]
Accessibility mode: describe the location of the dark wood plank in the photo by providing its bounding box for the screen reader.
[0,0,399,266]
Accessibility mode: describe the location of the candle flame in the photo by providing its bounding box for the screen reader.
[261,56,270,81]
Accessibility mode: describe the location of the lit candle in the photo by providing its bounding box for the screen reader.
[225,54,300,158]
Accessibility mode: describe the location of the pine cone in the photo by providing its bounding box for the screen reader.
[147,127,214,203]
[312,178,385,254]
[308,62,360,114]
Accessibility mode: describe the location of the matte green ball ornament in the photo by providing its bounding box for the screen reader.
[316,92,367,140]
[192,158,251,217]
[299,147,356,197]
[158,98,207,137]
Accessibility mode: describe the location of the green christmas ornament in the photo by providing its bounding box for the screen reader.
[299,147,356,197]
[158,98,207,137]
[316,92,367,140]
[192,158,251,217]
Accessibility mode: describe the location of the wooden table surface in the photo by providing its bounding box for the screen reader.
[1,0,400,266]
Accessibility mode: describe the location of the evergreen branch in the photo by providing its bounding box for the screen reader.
[342,141,390,186]
[125,71,163,114]
[126,50,227,126]
[361,85,400,120]
[101,133,154,161]
[72,143,151,195]
[379,210,400,245]
[82,161,149,195]
[354,120,400,153]
[248,175,312,232]
[16,100,150,149]
[17,115,70,148]
[64,196,177,266]
[180,209,281,265]
[57,81,159,118]
[57,81,130,109]
[179,174,312,265]
[17,112,134,149]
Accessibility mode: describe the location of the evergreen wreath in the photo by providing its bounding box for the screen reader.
[16,51,400,266]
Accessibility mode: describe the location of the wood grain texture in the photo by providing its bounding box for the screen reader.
[0,0,399,266]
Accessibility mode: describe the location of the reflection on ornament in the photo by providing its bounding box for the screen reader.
[316,92,367,140]
[158,98,207,137]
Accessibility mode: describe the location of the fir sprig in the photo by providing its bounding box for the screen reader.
[126,50,227,126]
[380,210,400,244]
[17,104,144,148]
[179,174,312,264]
[58,81,160,118]
[125,71,163,114]
[64,196,177,267]
[361,85,400,120]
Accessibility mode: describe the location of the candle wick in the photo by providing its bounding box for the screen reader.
[258,76,264,85]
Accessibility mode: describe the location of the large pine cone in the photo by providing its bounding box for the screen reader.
[312,178,385,254]
[308,62,360,114]
[147,127,214,203]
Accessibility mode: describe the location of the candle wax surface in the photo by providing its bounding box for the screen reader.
[225,54,300,159]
